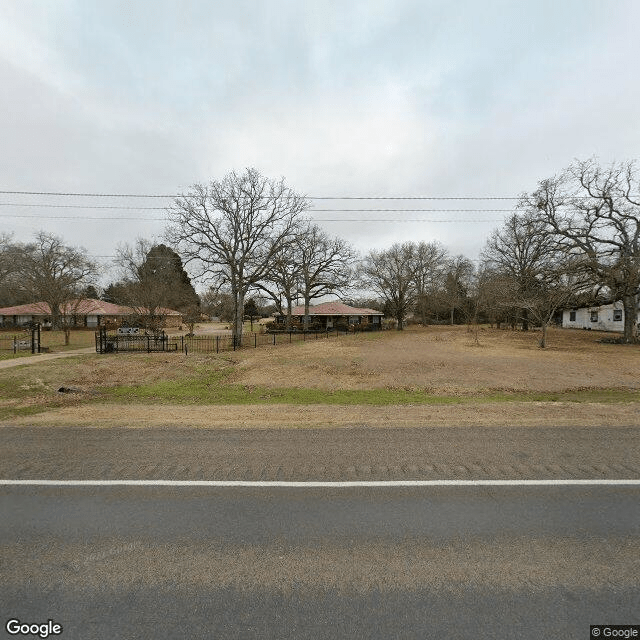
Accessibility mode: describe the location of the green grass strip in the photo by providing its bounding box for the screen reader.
[105,382,640,406]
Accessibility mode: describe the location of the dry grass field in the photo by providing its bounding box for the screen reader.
[234,325,639,394]
[1,325,638,428]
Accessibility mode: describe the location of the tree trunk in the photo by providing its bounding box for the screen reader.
[233,290,245,342]
[539,321,547,348]
[285,299,293,331]
[622,294,637,343]
[521,308,529,332]
[419,294,427,325]
[303,297,311,331]
[51,304,62,331]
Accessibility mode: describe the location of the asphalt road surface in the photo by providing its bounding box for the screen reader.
[1,425,639,481]
[1,426,639,639]
[2,485,639,639]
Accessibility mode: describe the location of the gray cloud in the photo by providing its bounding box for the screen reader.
[0,0,638,283]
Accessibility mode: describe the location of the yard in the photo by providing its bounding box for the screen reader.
[0,328,96,359]
[0,325,638,427]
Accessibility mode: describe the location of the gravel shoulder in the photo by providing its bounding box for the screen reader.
[5,400,640,429]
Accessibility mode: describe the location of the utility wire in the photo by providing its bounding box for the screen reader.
[0,189,521,200]
[0,213,501,223]
[0,202,166,210]
[0,202,514,212]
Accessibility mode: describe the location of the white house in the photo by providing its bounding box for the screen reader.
[562,301,640,334]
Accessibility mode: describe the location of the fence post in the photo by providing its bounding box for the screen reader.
[289,331,292,343]
[13,337,16,354]
[254,333,257,348]
[181,335,184,353]
[273,333,276,346]
[216,335,219,353]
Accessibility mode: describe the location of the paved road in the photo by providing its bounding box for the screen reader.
[2,426,639,638]
[1,425,639,480]
[1,484,639,639]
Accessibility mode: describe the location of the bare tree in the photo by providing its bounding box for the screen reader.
[441,255,475,325]
[255,234,302,330]
[297,224,357,330]
[473,266,517,328]
[359,243,417,330]
[413,241,448,325]
[482,212,563,331]
[200,287,235,322]
[517,269,577,348]
[0,233,16,281]
[0,233,23,306]
[530,158,640,342]
[167,168,308,341]
[15,231,97,330]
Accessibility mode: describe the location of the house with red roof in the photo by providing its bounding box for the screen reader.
[276,300,384,330]
[0,299,183,329]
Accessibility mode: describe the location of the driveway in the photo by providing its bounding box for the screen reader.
[0,347,95,370]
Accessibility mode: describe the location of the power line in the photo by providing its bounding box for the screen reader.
[0,202,166,210]
[0,202,514,213]
[0,213,501,223]
[310,196,520,201]
[1,214,165,220]
[313,208,513,212]
[0,190,176,198]
[0,189,521,200]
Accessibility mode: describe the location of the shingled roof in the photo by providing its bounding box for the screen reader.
[0,299,181,317]
[291,301,383,316]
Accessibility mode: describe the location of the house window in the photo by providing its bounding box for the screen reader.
[569,311,576,322]
[590,311,598,322]
[613,309,623,321]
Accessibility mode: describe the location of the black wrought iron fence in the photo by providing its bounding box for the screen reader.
[0,325,41,353]
[95,327,378,355]
[95,330,179,353]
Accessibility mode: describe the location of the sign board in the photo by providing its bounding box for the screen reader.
[117,327,141,335]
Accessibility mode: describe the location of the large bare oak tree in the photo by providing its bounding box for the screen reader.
[359,242,417,330]
[167,168,308,340]
[530,159,640,342]
[15,231,97,331]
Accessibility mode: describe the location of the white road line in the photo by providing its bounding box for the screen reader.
[1,479,640,487]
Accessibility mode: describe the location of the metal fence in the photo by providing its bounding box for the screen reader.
[95,327,378,354]
[0,326,41,354]
[95,331,178,353]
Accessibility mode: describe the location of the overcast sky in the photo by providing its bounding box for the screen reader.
[1,0,639,288]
